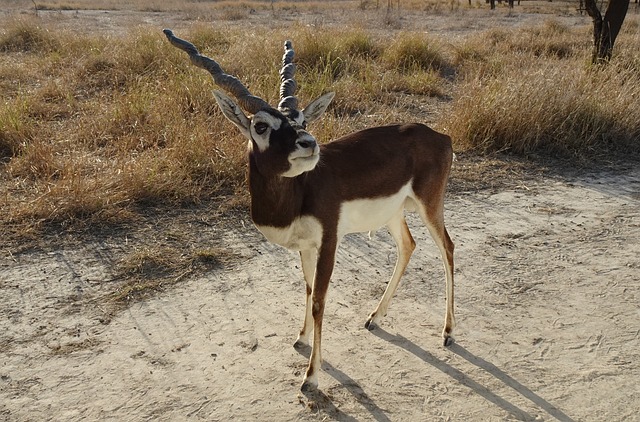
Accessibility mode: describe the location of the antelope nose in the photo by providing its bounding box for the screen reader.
[297,139,317,149]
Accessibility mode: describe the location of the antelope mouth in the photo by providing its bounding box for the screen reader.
[283,151,320,177]
[292,153,319,163]
[299,150,319,158]
[291,147,320,161]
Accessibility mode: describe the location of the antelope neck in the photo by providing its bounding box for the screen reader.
[248,159,306,228]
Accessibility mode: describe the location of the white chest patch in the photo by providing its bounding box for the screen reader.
[255,215,323,251]
[337,182,414,236]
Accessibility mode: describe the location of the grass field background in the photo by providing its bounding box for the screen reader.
[1,0,639,243]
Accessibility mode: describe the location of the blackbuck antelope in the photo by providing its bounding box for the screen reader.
[164,29,456,391]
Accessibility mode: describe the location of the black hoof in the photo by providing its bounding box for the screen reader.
[364,320,377,331]
[443,336,454,347]
[293,340,311,357]
[300,380,317,392]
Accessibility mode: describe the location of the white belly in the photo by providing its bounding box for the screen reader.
[255,215,323,251]
[338,182,414,236]
[255,182,415,250]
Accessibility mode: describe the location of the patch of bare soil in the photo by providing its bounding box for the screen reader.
[2,160,639,421]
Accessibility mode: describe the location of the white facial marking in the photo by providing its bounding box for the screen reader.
[292,111,306,127]
[251,112,282,152]
[255,216,323,251]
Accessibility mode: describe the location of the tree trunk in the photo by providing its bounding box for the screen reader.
[584,0,630,63]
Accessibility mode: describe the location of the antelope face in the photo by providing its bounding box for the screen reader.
[250,109,320,178]
[212,90,334,179]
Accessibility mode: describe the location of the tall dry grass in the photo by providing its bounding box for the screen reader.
[445,61,640,154]
[1,12,639,243]
[445,17,640,155]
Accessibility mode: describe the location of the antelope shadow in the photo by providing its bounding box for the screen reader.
[370,328,575,422]
[296,344,391,422]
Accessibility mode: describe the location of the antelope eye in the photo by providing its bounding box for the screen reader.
[254,122,269,135]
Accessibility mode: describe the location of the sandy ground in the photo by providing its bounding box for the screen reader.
[2,163,639,421]
[2,4,640,422]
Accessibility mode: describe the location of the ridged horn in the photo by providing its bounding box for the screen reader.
[278,40,299,112]
[163,29,271,114]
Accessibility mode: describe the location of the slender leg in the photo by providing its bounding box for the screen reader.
[301,239,337,391]
[418,204,455,346]
[439,227,455,345]
[365,211,415,330]
[295,249,317,349]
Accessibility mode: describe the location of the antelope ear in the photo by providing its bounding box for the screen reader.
[302,92,335,124]
[212,90,251,139]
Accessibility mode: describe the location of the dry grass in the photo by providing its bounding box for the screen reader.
[445,61,640,154]
[111,244,238,305]
[445,17,640,155]
[1,4,640,294]
[1,19,248,237]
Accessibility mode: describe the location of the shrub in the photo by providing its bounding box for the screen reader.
[445,62,640,155]
[382,32,449,73]
[0,18,60,53]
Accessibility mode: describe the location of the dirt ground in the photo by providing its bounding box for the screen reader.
[2,5,640,422]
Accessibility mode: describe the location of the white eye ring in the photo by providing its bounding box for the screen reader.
[254,122,269,135]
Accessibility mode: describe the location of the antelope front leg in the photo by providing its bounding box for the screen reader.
[294,249,317,349]
[301,240,337,392]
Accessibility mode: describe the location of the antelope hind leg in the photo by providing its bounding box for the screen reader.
[365,212,415,330]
